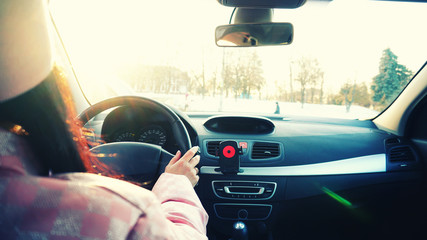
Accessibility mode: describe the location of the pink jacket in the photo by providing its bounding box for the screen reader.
[0,129,209,239]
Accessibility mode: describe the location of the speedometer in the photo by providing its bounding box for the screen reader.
[138,126,167,147]
[115,132,135,142]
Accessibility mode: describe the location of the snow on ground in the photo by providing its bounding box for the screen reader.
[141,92,379,120]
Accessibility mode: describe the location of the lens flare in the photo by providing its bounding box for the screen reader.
[321,187,353,208]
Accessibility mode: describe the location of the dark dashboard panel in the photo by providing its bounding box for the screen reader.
[195,117,390,167]
[188,114,424,240]
[86,109,425,240]
[204,115,275,134]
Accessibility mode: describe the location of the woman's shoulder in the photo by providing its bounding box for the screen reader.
[55,172,158,210]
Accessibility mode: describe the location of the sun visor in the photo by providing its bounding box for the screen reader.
[0,0,53,102]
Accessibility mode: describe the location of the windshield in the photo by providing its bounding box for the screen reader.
[50,0,427,119]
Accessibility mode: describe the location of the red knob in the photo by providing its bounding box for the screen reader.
[223,146,236,158]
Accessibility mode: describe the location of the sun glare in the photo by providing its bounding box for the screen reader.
[50,0,427,116]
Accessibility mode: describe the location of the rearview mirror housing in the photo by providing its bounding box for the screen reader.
[216,0,306,9]
[215,22,293,47]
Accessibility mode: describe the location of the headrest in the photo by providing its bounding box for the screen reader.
[0,0,53,102]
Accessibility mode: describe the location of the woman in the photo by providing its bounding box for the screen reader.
[0,0,208,239]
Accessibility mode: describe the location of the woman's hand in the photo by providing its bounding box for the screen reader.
[165,146,200,187]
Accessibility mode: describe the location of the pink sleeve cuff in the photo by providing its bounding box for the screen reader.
[152,173,209,236]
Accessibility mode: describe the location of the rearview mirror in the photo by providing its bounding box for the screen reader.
[217,0,306,9]
[215,23,293,47]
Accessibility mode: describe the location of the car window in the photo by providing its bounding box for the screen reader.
[50,0,427,119]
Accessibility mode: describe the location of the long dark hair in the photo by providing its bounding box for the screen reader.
[0,66,117,176]
[0,67,85,174]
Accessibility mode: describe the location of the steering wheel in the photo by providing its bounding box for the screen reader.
[77,96,192,187]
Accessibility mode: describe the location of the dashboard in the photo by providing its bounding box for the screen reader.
[85,106,425,240]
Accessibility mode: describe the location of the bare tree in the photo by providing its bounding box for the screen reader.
[289,61,294,102]
[220,49,265,99]
[241,51,264,98]
[319,72,325,104]
[294,57,323,107]
[340,81,370,112]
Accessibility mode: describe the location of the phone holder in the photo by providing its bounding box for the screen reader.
[215,140,243,174]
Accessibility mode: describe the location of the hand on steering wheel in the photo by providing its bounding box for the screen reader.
[165,146,200,187]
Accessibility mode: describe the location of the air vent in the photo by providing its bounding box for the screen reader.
[385,138,400,145]
[251,142,280,159]
[207,141,220,156]
[389,146,415,162]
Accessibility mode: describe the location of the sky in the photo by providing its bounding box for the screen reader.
[50,0,427,98]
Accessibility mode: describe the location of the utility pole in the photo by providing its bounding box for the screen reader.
[289,61,294,102]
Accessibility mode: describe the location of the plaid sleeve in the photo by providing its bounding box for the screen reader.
[0,175,144,239]
[0,173,208,240]
[0,127,208,239]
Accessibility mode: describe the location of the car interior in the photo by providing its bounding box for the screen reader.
[2,0,427,239]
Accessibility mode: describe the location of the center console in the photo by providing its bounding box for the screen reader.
[198,140,280,239]
[212,180,276,222]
